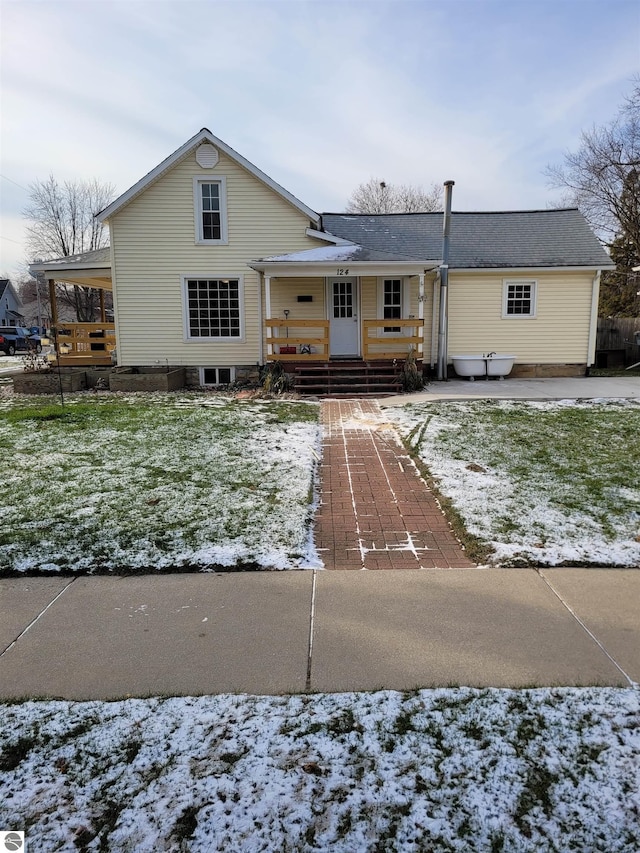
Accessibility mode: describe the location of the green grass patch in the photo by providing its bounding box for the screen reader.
[392,399,640,566]
[0,395,320,574]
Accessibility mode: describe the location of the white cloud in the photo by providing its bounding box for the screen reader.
[1,0,638,275]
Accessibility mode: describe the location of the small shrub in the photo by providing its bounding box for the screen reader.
[400,348,424,392]
[260,362,293,394]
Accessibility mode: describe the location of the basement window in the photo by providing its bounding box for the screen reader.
[200,366,235,387]
[503,279,537,317]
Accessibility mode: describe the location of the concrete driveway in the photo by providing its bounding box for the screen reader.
[383,375,640,405]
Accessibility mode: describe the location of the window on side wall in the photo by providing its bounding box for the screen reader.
[184,277,243,340]
[503,279,537,318]
[193,177,228,244]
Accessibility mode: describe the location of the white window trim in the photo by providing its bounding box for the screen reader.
[377,276,410,336]
[199,366,236,386]
[502,278,537,319]
[193,176,228,245]
[181,274,245,343]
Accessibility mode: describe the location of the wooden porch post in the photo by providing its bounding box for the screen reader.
[99,289,106,323]
[48,278,60,359]
[48,279,58,329]
[265,275,272,357]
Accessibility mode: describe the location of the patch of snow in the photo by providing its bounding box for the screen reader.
[0,397,322,573]
[0,687,638,852]
[389,399,640,567]
[261,244,360,262]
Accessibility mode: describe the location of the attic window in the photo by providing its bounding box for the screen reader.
[193,177,228,244]
[503,279,537,318]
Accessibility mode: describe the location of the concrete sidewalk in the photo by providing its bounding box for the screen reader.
[1,568,637,700]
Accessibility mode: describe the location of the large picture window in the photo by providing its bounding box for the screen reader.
[193,177,228,244]
[503,279,537,317]
[185,278,242,339]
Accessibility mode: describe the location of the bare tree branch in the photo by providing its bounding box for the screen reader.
[545,80,640,254]
[23,175,116,321]
[346,178,442,214]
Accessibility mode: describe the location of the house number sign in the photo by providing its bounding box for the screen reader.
[336,268,350,275]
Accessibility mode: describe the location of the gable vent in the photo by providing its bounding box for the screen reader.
[196,144,219,168]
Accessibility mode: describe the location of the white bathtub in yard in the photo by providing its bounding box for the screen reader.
[451,354,515,380]
[486,355,516,378]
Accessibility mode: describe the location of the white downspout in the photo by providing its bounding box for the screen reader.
[587,270,601,369]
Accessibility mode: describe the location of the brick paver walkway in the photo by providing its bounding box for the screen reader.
[315,399,476,570]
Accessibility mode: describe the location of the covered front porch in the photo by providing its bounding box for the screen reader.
[30,249,115,366]
[252,246,439,368]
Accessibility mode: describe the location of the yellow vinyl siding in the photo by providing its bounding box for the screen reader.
[110,150,320,366]
[447,271,594,363]
[268,278,325,343]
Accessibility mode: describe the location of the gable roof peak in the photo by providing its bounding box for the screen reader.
[98,129,319,225]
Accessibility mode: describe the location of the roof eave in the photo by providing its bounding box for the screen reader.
[450,263,616,272]
[250,260,441,276]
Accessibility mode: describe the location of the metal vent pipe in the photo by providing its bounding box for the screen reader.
[437,180,454,380]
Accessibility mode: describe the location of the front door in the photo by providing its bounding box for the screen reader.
[328,278,359,357]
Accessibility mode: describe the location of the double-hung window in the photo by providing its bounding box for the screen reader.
[194,177,228,244]
[503,279,537,318]
[379,278,404,333]
[184,277,243,340]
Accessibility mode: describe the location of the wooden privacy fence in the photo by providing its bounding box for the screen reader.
[596,317,640,366]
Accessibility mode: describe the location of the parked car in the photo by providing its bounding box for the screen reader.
[0,326,43,355]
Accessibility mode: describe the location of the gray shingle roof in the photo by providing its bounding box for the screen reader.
[321,209,613,269]
[257,244,428,264]
[29,247,111,270]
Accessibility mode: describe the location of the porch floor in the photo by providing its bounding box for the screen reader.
[315,400,476,570]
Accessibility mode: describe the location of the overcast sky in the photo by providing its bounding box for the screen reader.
[1,0,638,278]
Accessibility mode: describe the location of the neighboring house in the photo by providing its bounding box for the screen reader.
[31,128,614,387]
[0,280,25,326]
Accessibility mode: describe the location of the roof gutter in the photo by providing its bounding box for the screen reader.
[437,180,454,380]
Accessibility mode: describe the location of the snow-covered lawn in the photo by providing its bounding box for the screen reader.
[388,399,640,567]
[0,688,638,852]
[0,394,321,574]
